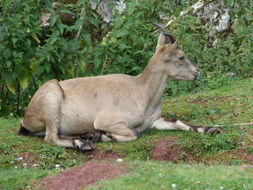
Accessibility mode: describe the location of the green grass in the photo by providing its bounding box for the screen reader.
[87,161,253,190]
[0,78,253,189]
[0,168,53,190]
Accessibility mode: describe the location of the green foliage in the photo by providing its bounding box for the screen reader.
[0,0,252,116]
[179,132,241,156]
[0,0,101,115]
[0,168,52,190]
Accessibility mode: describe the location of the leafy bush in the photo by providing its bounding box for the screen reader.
[0,0,252,116]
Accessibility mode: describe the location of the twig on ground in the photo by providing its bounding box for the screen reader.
[214,122,253,127]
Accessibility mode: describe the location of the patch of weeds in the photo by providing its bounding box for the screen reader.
[178,132,241,157]
[0,142,13,154]
[162,101,222,122]
[39,145,68,159]
[200,74,234,90]
[202,133,240,153]
[0,155,17,167]
[189,106,221,120]
[38,145,81,169]
[247,147,253,154]
[229,159,241,165]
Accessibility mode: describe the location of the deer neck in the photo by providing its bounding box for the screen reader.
[136,55,168,110]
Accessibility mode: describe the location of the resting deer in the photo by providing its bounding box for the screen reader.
[19,24,220,151]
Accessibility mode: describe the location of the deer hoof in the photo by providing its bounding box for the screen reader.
[73,139,94,151]
[205,127,220,135]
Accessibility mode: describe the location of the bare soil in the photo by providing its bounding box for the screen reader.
[246,154,253,163]
[239,164,253,170]
[40,161,127,190]
[151,137,181,162]
[88,149,124,161]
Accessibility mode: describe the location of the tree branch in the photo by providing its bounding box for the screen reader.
[165,0,215,28]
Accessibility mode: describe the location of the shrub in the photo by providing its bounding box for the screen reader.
[0,0,252,116]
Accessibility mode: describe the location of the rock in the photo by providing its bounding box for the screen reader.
[115,158,124,162]
[170,0,231,46]
[171,183,177,189]
[40,12,52,28]
[195,0,230,39]
[225,72,236,77]
[16,157,23,161]
[91,0,126,23]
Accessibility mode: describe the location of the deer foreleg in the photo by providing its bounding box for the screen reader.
[152,117,220,134]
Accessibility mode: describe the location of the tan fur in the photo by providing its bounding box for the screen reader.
[21,32,203,150]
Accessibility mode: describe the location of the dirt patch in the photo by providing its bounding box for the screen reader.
[203,148,253,165]
[246,154,253,163]
[232,148,253,164]
[88,149,124,161]
[151,137,181,162]
[239,164,253,170]
[40,161,127,190]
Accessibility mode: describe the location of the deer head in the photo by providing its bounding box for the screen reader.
[153,23,200,81]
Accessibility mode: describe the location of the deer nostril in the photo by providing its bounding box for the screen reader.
[196,68,200,73]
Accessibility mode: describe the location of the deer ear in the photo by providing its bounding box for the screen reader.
[154,23,176,45]
[157,33,177,46]
[157,33,171,45]
[171,40,178,49]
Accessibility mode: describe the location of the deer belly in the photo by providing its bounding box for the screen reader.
[59,109,95,135]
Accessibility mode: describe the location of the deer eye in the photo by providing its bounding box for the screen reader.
[179,56,185,60]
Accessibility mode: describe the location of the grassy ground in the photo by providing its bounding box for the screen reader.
[87,161,253,190]
[0,78,253,189]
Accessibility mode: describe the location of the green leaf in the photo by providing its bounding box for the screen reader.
[20,76,30,90]
[82,32,91,48]
[113,29,128,38]
[31,33,41,44]
[60,9,76,16]
[5,78,16,94]
[76,0,86,6]
[50,15,57,27]
[3,48,11,59]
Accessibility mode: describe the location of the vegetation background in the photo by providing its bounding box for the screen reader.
[0,0,252,115]
[0,1,253,189]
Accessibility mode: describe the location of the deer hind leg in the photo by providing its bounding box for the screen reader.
[44,117,93,151]
[94,118,138,142]
[21,79,93,151]
[152,117,220,134]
